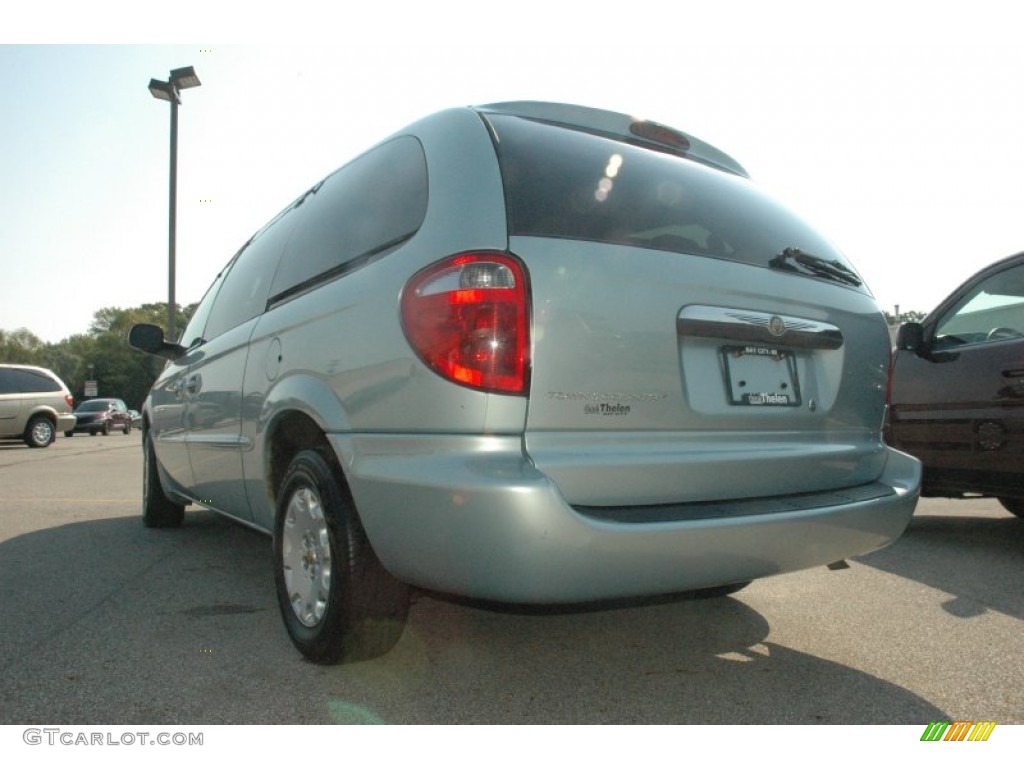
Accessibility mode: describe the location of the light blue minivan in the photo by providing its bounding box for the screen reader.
[130,101,920,664]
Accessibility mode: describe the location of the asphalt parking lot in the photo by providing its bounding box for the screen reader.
[0,435,1021,725]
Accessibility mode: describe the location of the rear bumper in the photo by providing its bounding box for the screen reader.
[333,434,921,603]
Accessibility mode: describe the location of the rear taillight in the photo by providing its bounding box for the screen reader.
[401,252,530,395]
[65,394,74,409]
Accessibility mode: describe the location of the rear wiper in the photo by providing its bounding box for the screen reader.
[768,247,862,287]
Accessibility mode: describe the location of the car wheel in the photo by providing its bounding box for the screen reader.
[24,416,55,448]
[143,430,184,528]
[64,431,74,438]
[124,421,131,435]
[101,421,109,436]
[998,498,1024,518]
[274,449,409,664]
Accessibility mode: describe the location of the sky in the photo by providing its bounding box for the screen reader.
[3,4,1023,342]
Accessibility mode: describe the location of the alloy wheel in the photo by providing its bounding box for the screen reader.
[281,485,333,627]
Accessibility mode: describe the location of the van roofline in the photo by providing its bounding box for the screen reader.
[475,100,749,178]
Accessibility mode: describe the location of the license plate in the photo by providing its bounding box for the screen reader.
[720,345,800,406]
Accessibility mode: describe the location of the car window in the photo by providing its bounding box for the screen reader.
[934,262,1024,349]
[78,401,109,412]
[178,268,229,349]
[9,368,62,393]
[268,136,429,304]
[488,114,858,281]
[202,203,301,341]
[0,369,18,395]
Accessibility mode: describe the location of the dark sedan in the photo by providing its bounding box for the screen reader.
[887,251,1024,517]
[66,398,132,437]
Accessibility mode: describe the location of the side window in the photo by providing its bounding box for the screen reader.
[178,269,227,349]
[0,370,17,395]
[269,136,428,302]
[11,368,61,393]
[202,204,300,341]
[934,262,1024,349]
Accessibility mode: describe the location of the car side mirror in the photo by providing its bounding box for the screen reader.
[129,323,186,361]
[895,322,925,353]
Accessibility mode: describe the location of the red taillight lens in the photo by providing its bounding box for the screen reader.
[401,253,530,395]
[65,394,74,409]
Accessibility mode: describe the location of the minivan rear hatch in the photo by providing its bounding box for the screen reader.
[482,107,890,508]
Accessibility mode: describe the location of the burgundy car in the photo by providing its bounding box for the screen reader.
[887,251,1024,517]
[67,398,132,437]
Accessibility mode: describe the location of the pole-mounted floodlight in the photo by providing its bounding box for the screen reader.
[148,79,175,102]
[148,66,201,342]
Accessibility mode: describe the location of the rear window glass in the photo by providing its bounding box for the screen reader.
[78,400,112,412]
[488,114,856,278]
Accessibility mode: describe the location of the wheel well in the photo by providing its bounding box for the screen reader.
[25,411,56,430]
[267,411,341,504]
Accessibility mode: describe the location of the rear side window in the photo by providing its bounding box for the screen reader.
[269,136,428,303]
[488,114,857,279]
[9,368,62,393]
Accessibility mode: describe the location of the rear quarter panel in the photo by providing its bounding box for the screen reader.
[239,108,526,529]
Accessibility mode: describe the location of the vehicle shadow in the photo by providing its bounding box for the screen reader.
[856,505,1024,621]
[0,511,947,725]
[359,589,946,725]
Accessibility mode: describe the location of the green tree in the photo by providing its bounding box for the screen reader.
[89,302,191,338]
[79,303,195,408]
[40,333,95,399]
[0,327,47,364]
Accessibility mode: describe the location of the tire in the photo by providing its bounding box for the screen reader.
[124,421,131,435]
[101,421,109,436]
[142,430,185,528]
[274,449,409,664]
[24,416,55,448]
[64,431,74,438]
[998,498,1024,518]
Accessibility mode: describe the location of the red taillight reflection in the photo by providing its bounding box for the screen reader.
[401,253,530,395]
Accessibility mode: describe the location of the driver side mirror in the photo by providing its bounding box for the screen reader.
[895,322,925,354]
[128,323,186,361]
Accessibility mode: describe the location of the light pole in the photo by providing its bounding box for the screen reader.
[148,66,201,342]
